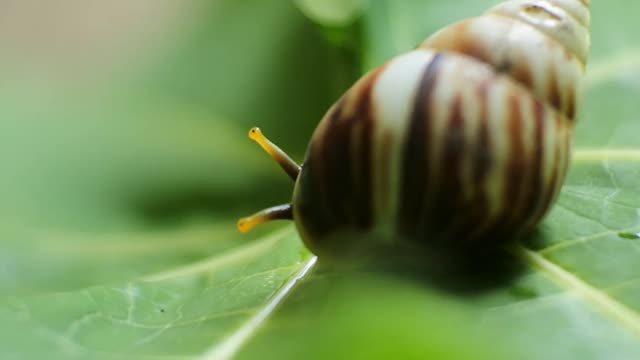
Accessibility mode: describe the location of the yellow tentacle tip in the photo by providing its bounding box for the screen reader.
[248,127,262,141]
[237,217,256,233]
[237,218,249,233]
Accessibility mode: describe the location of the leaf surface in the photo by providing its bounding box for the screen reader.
[2,0,640,359]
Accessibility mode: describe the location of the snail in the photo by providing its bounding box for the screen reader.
[237,0,591,258]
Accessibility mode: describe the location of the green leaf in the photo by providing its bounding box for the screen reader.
[0,1,348,357]
[1,227,312,358]
[236,273,516,360]
[3,0,640,359]
[295,0,368,27]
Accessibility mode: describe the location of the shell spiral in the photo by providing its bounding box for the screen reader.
[293,0,591,257]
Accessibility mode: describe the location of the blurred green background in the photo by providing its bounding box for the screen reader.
[2,0,640,359]
[0,0,348,294]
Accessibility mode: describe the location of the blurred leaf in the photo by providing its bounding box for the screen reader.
[295,0,368,27]
[236,274,515,360]
[2,0,640,359]
[1,227,313,359]
[0,0,337,295]
[144,0,354,154]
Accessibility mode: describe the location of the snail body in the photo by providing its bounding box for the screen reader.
[238,0,590,259]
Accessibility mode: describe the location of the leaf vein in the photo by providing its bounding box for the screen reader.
[199,256,318,360]
[515,246,640,337]
[539,226,640,254]
[141,227,294,282]
[573,149,640,162]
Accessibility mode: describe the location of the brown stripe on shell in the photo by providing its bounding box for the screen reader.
[531,111,563,227]
[539,140,561,220]
[429,93,465,244]
[353,101,374,229]
[511,54,534,95]
[322,101,351,224]
[521,99,546,232]
[464,89,528,246]
[421,16,542,103]
[320,99,359,227]
[295,98,347,237]
[464,80,493,242]
[550,114,569,201]
[421,21,495,68]
[317,65,386,232]
[432,79,498,246]
[353,65,389,229]
[501,92,526,231]
[424,14,581,123]
[546,64,562,116]
[554,113,572,200]
[397,53,444,240]
[566,84,577,120]
[377,130,394,212]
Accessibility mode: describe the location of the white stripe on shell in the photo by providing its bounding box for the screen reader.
[370,49,435,241]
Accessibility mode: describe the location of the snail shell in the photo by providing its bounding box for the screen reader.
[292,0,591,257]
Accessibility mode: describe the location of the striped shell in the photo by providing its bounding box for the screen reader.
[292,0,591,257]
